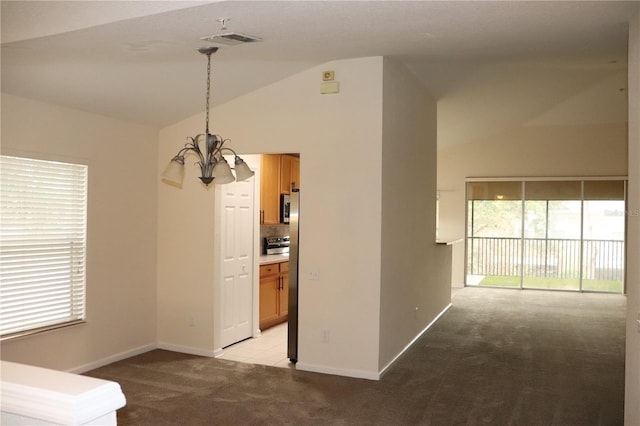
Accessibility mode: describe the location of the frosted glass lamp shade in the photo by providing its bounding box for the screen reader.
[161,158,185,185]
[212,157,235,184]
[234,157,255,182]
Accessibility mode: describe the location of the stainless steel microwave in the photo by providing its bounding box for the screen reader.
[280,194,290,223]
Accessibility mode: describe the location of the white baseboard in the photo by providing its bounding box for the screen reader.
[293,303,453,381]
[68,342,219,374]
[295,362,381,381]
[65,303,452,377]
[156,342,217,358]
[68,343,157,374]
[378,302,453,378]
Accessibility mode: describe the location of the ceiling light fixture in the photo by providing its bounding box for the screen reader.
[161,47,254,186]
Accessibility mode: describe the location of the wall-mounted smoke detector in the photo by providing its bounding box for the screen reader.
[201,17,262,46]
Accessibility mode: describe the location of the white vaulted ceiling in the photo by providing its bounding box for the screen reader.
[2,1,638,135]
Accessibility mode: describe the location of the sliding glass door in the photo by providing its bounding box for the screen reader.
[581,181,626,292]
[467,181,522,288]
[466,178,626,293]
[522,181,582,290]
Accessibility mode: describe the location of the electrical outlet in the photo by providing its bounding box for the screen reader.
[188,316,196,327]
[309,270,320,281]
[321,329,330,343]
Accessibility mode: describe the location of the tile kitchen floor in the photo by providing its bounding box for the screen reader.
[217,322,294,369]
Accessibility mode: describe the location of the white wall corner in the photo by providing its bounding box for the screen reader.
[378,303,453,378]
[625,11,640,426]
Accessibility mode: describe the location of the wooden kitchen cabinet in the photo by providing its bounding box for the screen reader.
[259,264,280,328]
[260,154,281,225]
[259,261,289,330]
[279,261,289,317]
[280,155,300,194]
[260,154,300,224]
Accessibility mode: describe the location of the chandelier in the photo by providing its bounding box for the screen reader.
[161,47,254,186]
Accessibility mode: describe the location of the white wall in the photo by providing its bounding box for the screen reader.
[625,12,640,426]
[156,113,219,355]
[379,58,450,369]
[437,62,628,285]
[157,57,386,377]
[0,94,158,372]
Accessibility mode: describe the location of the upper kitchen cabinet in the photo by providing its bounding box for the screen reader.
[260,154,281,225]
[260,154,300,225]
[280,154,300,195]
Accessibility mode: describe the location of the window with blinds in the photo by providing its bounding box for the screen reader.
[0,155,88,339]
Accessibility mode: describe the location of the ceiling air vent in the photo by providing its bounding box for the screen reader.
[200,32,262,46]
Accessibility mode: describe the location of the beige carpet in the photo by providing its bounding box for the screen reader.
[86,287,626,425]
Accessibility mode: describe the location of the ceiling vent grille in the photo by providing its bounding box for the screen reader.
[200,32,262,46]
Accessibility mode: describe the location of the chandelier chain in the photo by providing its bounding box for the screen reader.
[205,52,212,134]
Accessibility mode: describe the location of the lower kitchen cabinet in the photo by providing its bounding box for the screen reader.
[259,261,289,330]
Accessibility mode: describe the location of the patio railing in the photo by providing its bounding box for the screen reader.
[467,237,625,281]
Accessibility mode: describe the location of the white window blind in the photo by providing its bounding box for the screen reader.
[0,155,88,339]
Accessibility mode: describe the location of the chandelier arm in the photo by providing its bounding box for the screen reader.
[174,145,193,159]
[215,138,233,153]
[218,146,239,157]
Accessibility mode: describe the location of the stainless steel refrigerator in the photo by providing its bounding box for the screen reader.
[287,189,300,363]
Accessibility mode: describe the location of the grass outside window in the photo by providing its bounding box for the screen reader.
[476,275,623,292]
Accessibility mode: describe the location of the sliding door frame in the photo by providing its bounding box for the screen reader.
[465,176,628,293]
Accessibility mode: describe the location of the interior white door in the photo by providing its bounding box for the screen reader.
[219,170,254,348]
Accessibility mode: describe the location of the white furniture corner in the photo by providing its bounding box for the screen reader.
[1,361,126,425]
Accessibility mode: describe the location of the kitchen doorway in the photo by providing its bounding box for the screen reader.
[216,322,290,367]
[215,153,300,367]
[258,153,300,366]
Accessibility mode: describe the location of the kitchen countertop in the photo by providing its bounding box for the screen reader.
[259,253,290,265]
